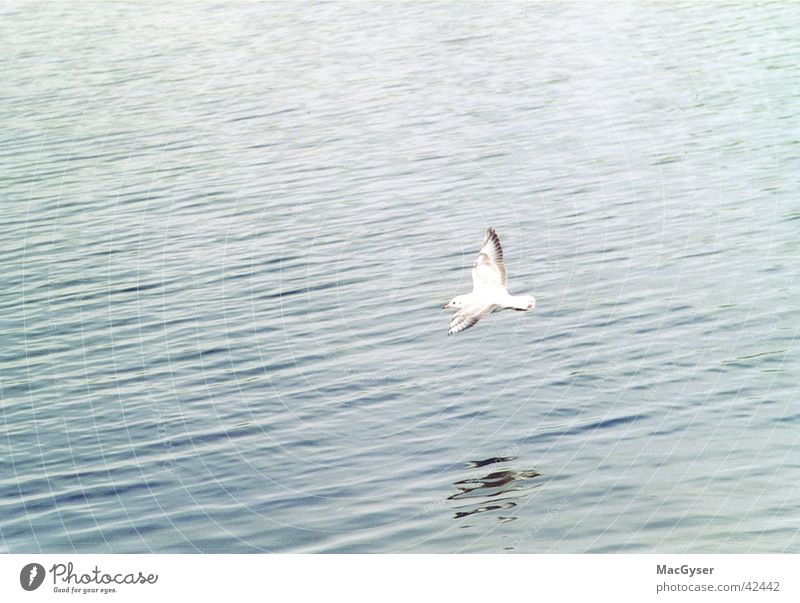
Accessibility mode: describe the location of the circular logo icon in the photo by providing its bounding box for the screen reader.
[20,563,45,591]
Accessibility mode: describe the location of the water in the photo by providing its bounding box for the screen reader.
[2,2,799,553]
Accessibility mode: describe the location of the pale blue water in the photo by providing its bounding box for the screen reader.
[2,2,799,553]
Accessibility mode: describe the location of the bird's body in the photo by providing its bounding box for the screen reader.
[444,228,535,335]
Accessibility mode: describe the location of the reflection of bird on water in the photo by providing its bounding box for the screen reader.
[448,458,541,522]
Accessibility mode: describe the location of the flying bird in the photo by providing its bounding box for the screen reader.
[444,228,535,335]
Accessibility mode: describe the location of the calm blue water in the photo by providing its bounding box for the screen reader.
[2,2,799,553]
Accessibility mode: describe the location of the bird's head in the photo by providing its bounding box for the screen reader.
[443,295,469,309]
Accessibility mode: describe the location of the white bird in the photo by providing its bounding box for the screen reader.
[444,228,535,335]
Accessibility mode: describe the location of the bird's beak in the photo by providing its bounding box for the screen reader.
[443,302,451,309]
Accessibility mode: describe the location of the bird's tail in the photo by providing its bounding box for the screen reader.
[510,295,536,311]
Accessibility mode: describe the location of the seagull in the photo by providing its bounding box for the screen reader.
[444,228,535,335]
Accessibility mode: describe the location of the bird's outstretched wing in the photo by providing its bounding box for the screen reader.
[448,304,496,335]
[471,227,507,291]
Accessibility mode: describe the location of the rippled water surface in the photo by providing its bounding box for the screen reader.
[2,2,799,553]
